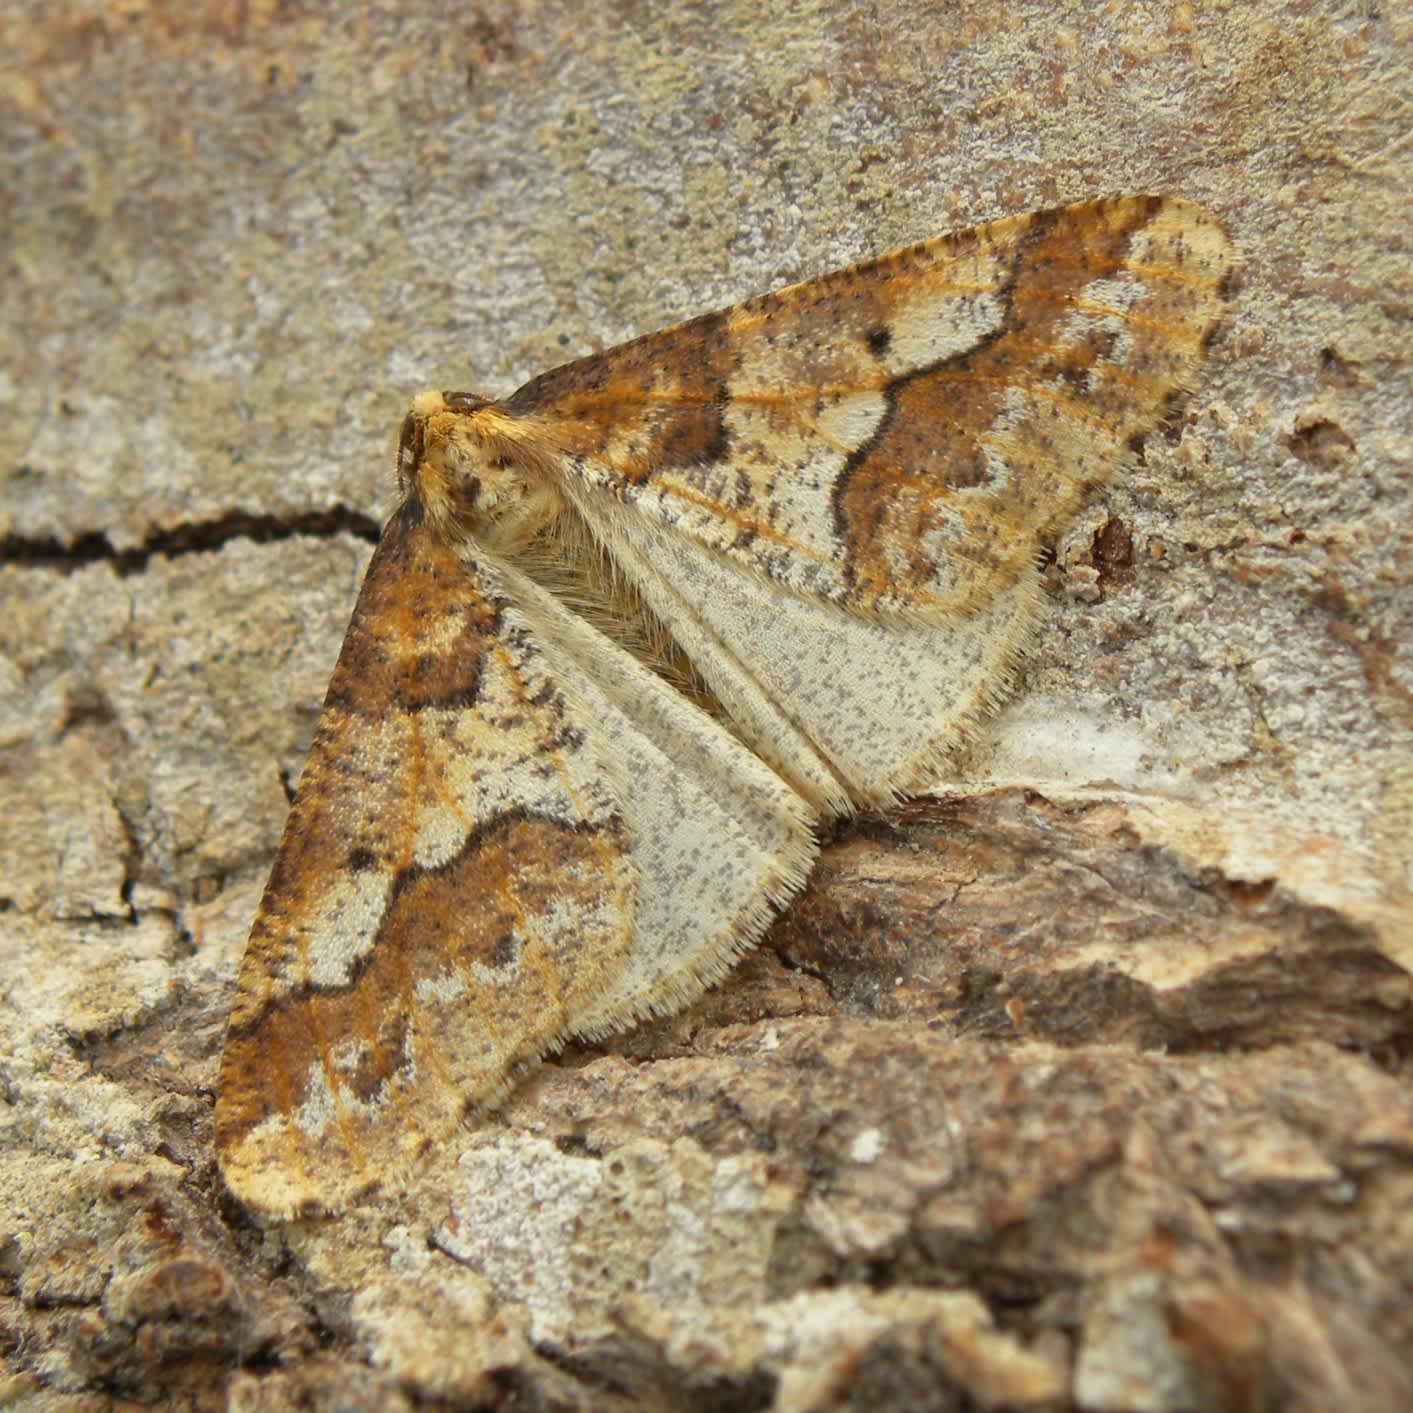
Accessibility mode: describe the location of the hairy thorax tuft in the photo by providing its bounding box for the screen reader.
[397,390,566,552]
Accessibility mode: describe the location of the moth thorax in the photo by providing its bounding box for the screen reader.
[399,389,565,552]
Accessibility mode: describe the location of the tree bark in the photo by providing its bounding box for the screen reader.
[1,2,1408,1408]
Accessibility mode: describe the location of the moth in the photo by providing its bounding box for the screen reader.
[215,196,1234,1216]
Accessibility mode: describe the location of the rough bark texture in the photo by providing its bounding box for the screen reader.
[2,2,1409,1409]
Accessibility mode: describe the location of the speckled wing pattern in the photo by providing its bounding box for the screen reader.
[515,196,1234,807]
[216,499,812,1216]
[512,197,1232,619]
[216,196,1233,1216]
[216,504,632,1215]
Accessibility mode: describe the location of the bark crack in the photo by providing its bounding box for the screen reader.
[0,506,381,577]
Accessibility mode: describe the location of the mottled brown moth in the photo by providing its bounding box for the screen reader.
[216,196,1234,1216]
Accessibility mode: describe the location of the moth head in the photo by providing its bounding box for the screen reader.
[396,390,564,552]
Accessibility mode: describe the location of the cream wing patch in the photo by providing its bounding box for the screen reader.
[583,495,1043,807]
[217,196,1234,1215]
[491,556,816,1037]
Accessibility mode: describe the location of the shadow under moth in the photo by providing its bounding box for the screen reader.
[215,196,1235,1217]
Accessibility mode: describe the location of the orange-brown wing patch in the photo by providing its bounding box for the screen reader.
[215,499,635,1217]
[505,196,1234,619]
[505,306,738,485]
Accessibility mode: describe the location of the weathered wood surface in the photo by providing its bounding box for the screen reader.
[2,3,1408,1408]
